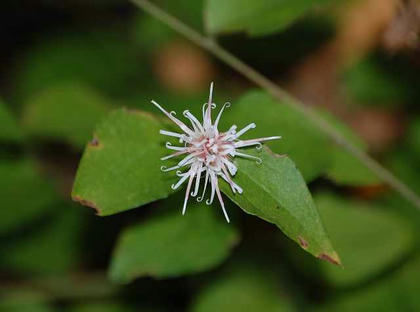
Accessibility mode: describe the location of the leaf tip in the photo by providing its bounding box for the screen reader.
[72,194,102,215]
[318,252,341,266]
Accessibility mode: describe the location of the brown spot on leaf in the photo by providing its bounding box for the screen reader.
[318,253,341,266]
[298,236,309,249]
[72,195,101,215]
[89,137,100,147]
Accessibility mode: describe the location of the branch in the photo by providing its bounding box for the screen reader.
[130,0,420,210]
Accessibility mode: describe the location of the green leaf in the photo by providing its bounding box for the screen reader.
[191,266,295,312]
[343,57,410,106]
[0,98,24,143]
[14,32,143,99]
[69,302,135,312]
[132,14,175,52]
[205,0,332,36]
[0,203,84,275]
[387,149,420,195]
[407,118,420,158]
[109,198,239,283]
[315,193,415,286]
[72,108,176,216]
[164,0,204,31]
[320,110,380,185]
[220,90,330,182]
[317,255,420,311]
[221,90,378,185]
[221,148,340,264]
[327,148,380,186]
[0,158,57,235]
[22,82,111,148]
[0,290,55,312]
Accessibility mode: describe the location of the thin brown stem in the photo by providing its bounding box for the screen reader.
[130,0,420,210]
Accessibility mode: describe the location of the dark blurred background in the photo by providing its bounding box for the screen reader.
[0,0,419,311]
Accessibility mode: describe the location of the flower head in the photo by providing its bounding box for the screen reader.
[152,83,281,222]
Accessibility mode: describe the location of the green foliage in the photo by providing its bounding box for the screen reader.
[14,32,142,99]
[163,0,205,30]
[109,199,238,283]
[318,255,420,311]
[22,83,111,148]
[221,90,330,182]
[72,109,176,216]
[69,302,136,312]
[132,14,175,52]
[221,148,339,263]
[1,204,83,275]
[343,57,409,106]
[407,118,420,158]
[320,110,380,185]
[0,99,24,143]
[327,148,379,186]
[387,149,420,195]
[316,193,415,286]
[221,90,377,185]
[39,0,123,7]
[73,106,338,262]
[2,1,419,310]
[205,0,332,36]
[0,291,55,312]
[0,158,57,235]
[191,266,294,312]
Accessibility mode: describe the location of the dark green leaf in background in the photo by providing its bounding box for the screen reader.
[164,0,205,31]
[0,158,57,235]
[22,82,111,148]
[221,90,330,182]
[320,110,380,185]
[221,148,340,264]
[407,118,420,158]
[14,32,142,100]
[0,203,84,275]
[386,107,420,194]
[72,108,176,216]
[317,255,420,311]
[0,99,24,143]
[326,147,380,186]
[221,90,379,185]
[343,57,410,106]
[315,193,416,286]
[387,149,420,195]
[109,199,239,283]
[191,266,295,312]
[132,14,175,52]
[0,290,55,312]
[69,302,136,312]
[206,0,333,36]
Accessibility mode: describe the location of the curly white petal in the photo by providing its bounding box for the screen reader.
[153,83,281,222]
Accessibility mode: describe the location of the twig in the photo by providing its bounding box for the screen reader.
[130,0,420,210]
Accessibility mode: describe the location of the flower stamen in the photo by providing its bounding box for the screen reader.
[153,83,281,222]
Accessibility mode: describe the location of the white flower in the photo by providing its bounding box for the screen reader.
[152,83,281,222]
